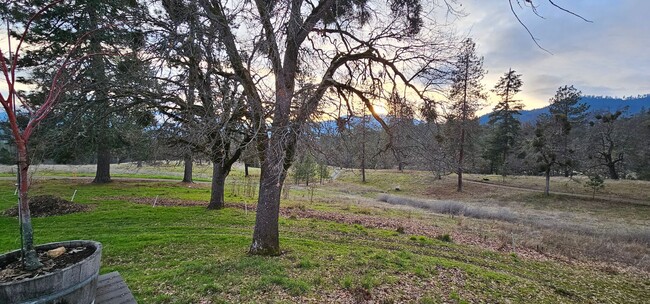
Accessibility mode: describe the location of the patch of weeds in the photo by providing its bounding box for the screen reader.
[296,258,319,269]
[353,224,369,235]
[396,226,405,234]
[419,295,438,304]
[267,275,311,296]
[311,275,323,286]
[341,275,354,289]
[199,283,224,294]
[354,207,374,215]
[414,265,428,278]
[510,253,519,262]
[409,235,433,244]
[436,234,453,243]
[552,285,576,299]
[449,291,469,304]
[361,273,380,290]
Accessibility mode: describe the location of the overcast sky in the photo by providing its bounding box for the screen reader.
[452,0,650,112]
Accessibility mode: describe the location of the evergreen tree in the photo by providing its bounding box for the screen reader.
[486,69,524,176]
[548,85,589,176]
[447,38,486,191]
[3,0,152,183]
[293,153,317,186]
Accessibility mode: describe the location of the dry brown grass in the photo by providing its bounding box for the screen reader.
[465,173,650,202]
[333,169,650,272]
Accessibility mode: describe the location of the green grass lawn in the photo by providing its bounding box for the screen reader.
[1,178,649,303]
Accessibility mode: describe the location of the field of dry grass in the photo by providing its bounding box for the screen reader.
[334,169,650,271]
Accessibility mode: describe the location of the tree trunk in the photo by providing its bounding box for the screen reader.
[207,162,227,210]
[244,163,249,177]
[457,128,465,192]
[183,153,193,183]
[93,138,111,183]
[89,7,111,184]
[607,162,619,180]
[361,112,366,183]
[249,142,285,256]
[16,141,42,270]
[545,168,551,196]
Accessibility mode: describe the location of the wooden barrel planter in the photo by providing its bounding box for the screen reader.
[0,240,102,304]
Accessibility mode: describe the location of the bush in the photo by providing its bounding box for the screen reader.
[436,234,453,242]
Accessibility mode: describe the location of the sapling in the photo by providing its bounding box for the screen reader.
[1,0,98,270]
[585,174,605,199]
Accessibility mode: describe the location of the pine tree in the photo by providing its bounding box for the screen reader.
[448,38,486,191]
[548,85,589,176]
[486,69,524,176]
[4,0,151,183]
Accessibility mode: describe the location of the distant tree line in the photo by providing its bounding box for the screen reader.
[307,84,650,186]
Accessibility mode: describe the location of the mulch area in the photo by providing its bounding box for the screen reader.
[3,195,92,217]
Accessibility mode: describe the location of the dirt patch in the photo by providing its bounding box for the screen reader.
[3,195,92,217]
[0,245,94,283]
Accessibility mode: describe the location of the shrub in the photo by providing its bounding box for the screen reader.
[436,234,453,242]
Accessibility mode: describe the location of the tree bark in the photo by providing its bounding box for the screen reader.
[89,6,111,184]
[93,137,112,183]
[607,161,619,180]
[361,112,367,183]
[244,163,249,177]
[249,132,288,256]
[207,161,227,210]
[17,141,42,270]
[183,153,193,183]
[249,154,283,256]
[457,127,465,192]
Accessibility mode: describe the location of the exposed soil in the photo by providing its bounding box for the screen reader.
[3,195,92,217]
[0,245,94,283]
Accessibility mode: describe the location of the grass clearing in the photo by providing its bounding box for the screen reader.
[0,165,649,303]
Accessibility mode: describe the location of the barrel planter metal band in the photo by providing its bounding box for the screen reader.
[0,240,102,304]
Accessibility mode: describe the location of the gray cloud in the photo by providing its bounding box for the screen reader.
[453,0,650,110]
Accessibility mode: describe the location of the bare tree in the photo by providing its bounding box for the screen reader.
[531,114,563,195]
[589,111,625,180]
[197,0,451,255]
[147,0,256,209]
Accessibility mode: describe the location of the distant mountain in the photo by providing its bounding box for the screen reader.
[479,94,650,125]
[315,115,394,134]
